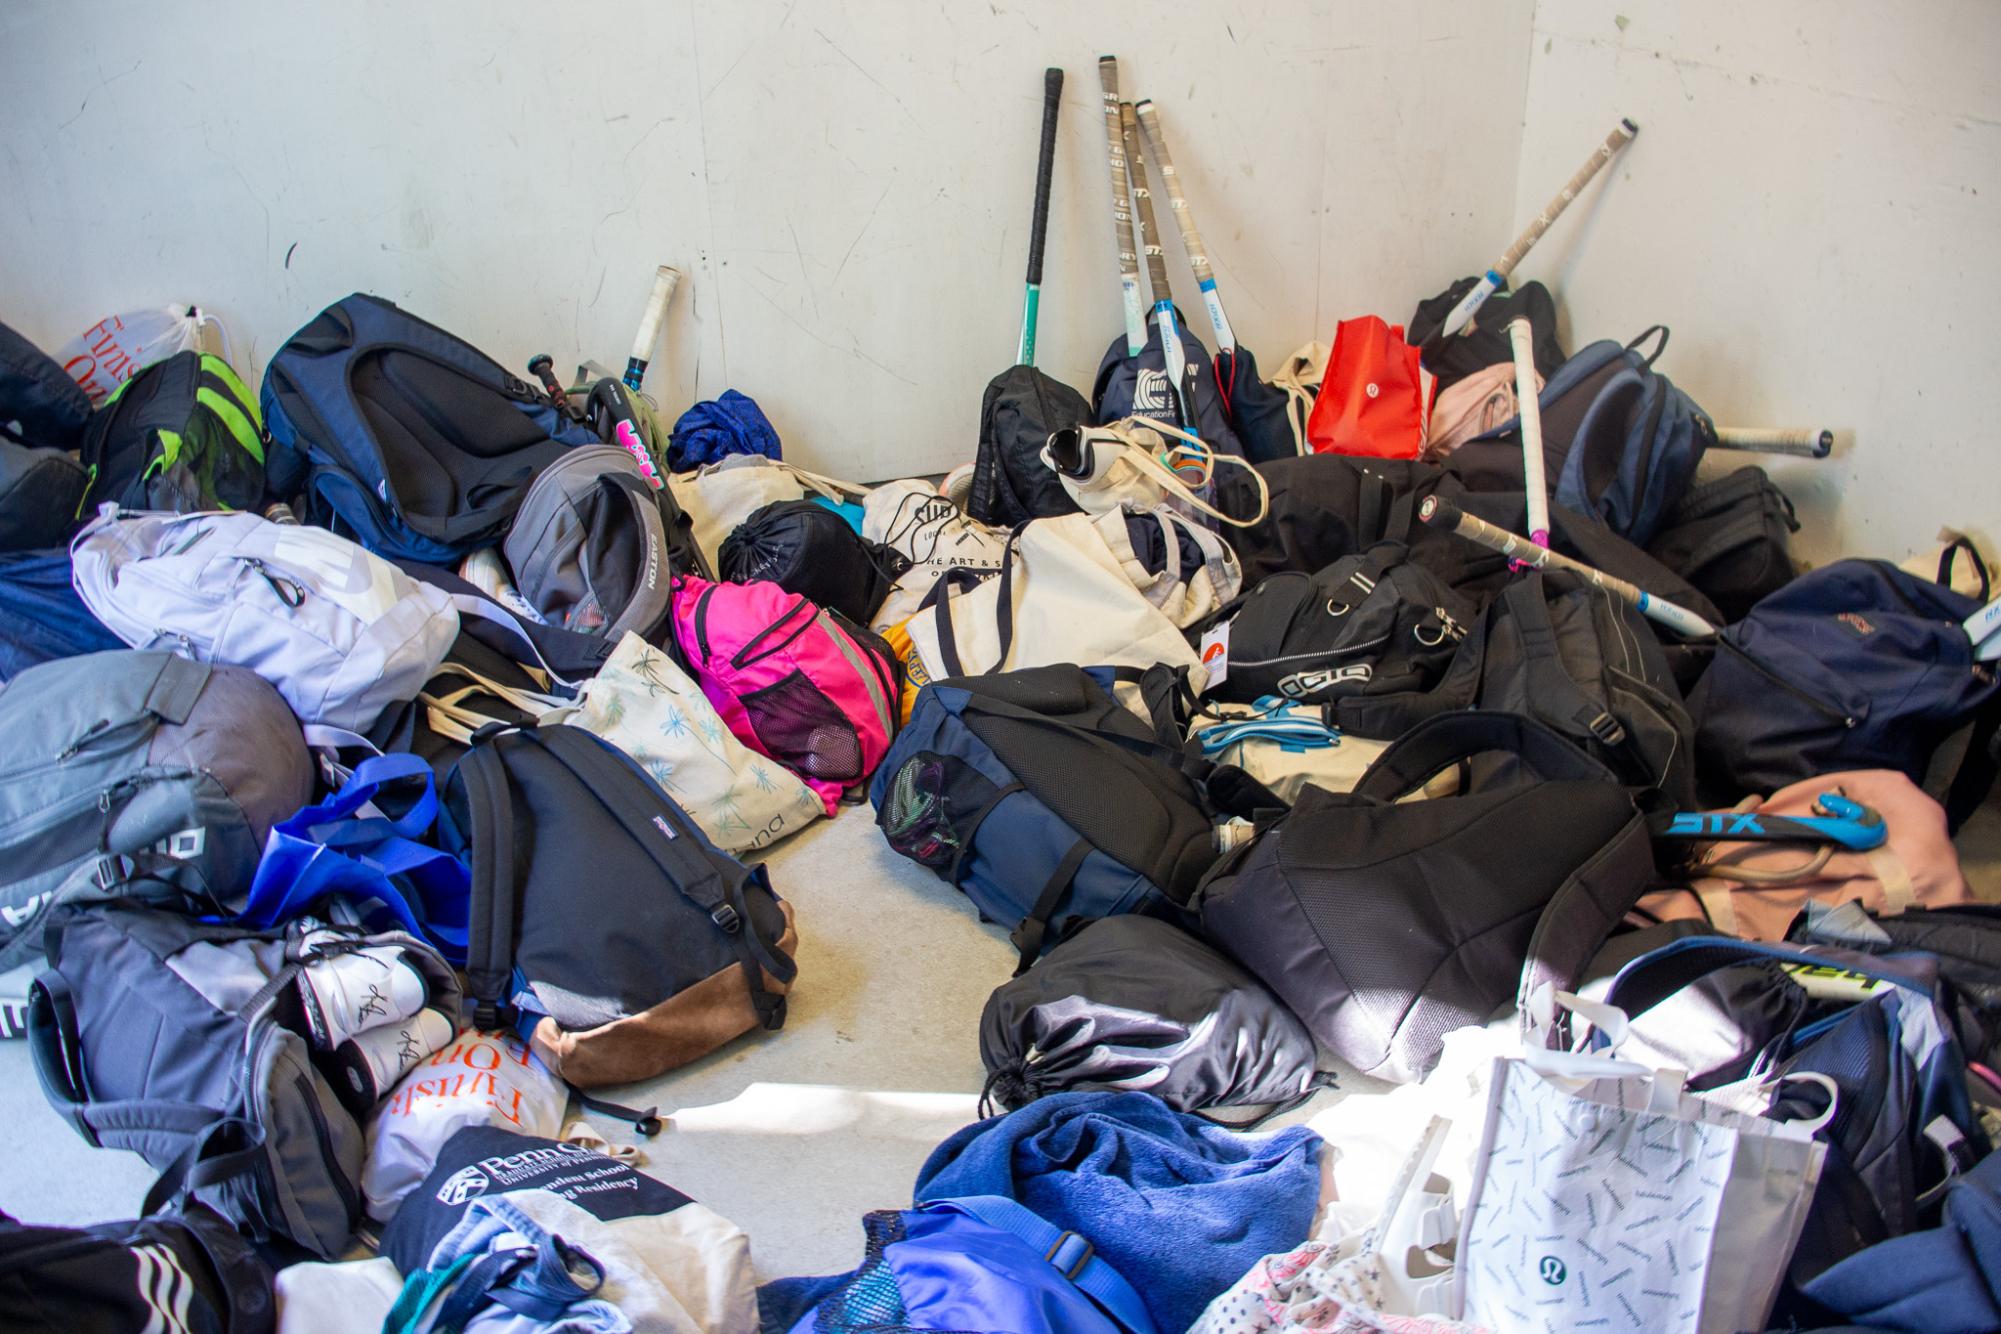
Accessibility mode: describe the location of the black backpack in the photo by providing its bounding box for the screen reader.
[29,906,459,1259]
[1645,466,1800,622]
[0,1204,274,1334]
[1407,277,1564,391]
[0,319,93,552]
[968,365,1087,528]
[1465,571,1699,805]
[1090,313,1246,457]
[440,725,797,1093]
[1198,711,1652,1084]
[719,498,910,626]
[261,294,600,563]
[1204,542,1475,706]
[81,350,269,515]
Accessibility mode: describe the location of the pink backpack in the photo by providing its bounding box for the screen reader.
[670,574,900,813]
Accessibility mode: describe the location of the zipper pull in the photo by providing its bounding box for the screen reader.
[58,720,110,761]
[245,558,306,607]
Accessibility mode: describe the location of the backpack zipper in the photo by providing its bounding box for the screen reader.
[291,1070,361,1224]
[814,612,893,736]
[731,597,818,669]
[1716,638,1856,726]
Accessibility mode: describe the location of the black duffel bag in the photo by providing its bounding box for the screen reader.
[719,497,909,625]
[1197,711,1653,1084]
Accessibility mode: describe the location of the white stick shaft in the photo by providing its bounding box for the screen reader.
[1438,272,1500,339]
[1100,59,1146,357]
[1495,119,1637,280]
[1135,99,1235,353]
[1711,426,1833,458]
[1509,318,1549,544]
[629,265,682,365]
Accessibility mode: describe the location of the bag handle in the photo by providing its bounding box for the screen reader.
[1937,535,1992,602]
[1603,933,1944,1024]
[1624,325,1670,368]
[925,1196,1160,1334]
[930,526,1024,679]
[1352,710,1619,801]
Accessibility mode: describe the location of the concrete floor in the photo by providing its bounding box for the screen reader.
[1,790,1993,1286]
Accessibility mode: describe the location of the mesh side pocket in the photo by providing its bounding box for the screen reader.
[878,751,1001,873]
[740,669,863,783]
[811,1211,926,1333]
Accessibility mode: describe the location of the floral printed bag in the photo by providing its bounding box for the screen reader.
[552,631,823,854]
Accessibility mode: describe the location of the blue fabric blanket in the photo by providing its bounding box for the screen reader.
[913,1091,1322,1333]
[668,389,782,470]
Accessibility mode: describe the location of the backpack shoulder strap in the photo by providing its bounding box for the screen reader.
[925,1196,1160,1334]
[453,741,519,1028]
[1603,935,1942,1023]
[1352,709,1616,801]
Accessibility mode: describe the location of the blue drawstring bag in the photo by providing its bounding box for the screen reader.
[668,389,782,471]
[760,1196,1158,1334]
[240,752,471,961]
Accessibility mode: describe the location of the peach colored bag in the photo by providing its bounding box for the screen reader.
[1638,770,1973,941]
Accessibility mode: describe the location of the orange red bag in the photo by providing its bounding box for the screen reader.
[1305,316,1435,459]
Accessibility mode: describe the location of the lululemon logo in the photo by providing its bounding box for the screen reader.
[1539,1255,1567,1286]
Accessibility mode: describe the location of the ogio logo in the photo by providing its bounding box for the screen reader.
[1278,663,1372,698]
[436,1165,490,1206]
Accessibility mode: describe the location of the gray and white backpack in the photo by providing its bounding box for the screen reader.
[70,505,460,735]
[503,444,673,640]
[0,650,314,971]
[28,903,461,1259]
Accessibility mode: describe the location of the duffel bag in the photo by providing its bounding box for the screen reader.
[1197,711,1653,1083]
[0,1203,273,1334]
[1645,464,1800,623]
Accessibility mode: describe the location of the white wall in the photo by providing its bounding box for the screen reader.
[1514,0,2001,566]
[0,0,1531,482]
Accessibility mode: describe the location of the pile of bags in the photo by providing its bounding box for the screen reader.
[0,268,1996,1334]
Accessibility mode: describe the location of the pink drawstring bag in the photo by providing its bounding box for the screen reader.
[670,574,900,813]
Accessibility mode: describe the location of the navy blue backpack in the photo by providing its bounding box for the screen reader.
[1091,312,1246,457]
[1451,326,1713,545]
[1690,557,2000,814]
[261,294,598,562]
[871,665,1276,972]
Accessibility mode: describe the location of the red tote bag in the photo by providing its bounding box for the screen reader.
[1305,315,1436,459]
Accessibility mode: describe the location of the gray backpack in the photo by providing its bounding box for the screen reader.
[503,444,673,640]
[69,505,461,735]
[0,650,314,971]
[28,903,461,1259]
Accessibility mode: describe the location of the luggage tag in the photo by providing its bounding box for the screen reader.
[1196,619,1230,692]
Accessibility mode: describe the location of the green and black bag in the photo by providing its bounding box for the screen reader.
[82,349,268,512]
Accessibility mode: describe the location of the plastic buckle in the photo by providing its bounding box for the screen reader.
[473,1001,501,1031]
[1587,711,1627,745]
[710,904,741,934]
[1045,1230,1094,1280]
[90,855,130,893]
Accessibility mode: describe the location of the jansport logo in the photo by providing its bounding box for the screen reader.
[1837,612,1876,637]
[436,1165,490,1206]
[651,814,679,840]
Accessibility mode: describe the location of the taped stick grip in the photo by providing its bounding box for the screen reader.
[1100,57,1145,356]
[626,265,683,390]
[1123,101,1172,303]
[1712,426,1834,458]
[1136,98,1235,354]
[1025,67,1065,286]
[1495,118,1638,279]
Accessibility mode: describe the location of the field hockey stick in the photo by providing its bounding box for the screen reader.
[1123,101,1199,435]
[1099,58,1146,357]
[1650,793,1886,851]
[1508,317,1550,550]
[1134,98,1235,356]
[525,354,585,424]
[1419,496,1719,637]
[625,265,684,391]
[1440,118,1639,338]
[1964,595,2001,660]
[1017,67,1065,366]
[1710,426,1834,459]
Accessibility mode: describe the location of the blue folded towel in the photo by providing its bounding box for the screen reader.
[668,389,782,470]
[913,1090,1322,1333]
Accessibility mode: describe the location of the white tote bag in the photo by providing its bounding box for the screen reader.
[1040,417,1269,527]
[668,456,870,572]
[863,478,1012,632]
[901,512,1208,690]
[551,632,824,853]
[1188,697,1395,802]
[1091,504,1243,629]
[1454,993,1830,1334]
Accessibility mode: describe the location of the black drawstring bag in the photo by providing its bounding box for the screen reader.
[719,498,908,626]
[978,914,1329,1125]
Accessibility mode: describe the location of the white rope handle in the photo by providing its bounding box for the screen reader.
[1101,416,1270,527]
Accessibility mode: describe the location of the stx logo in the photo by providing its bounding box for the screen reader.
[1667,812,1767,837]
